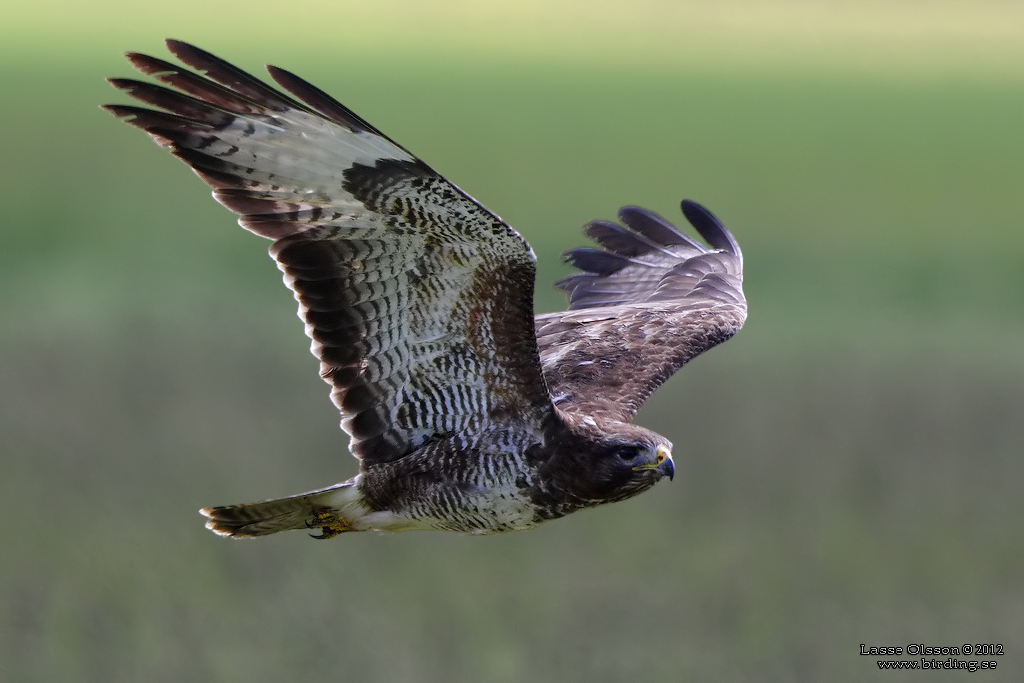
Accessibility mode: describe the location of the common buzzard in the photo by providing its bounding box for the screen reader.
[105,41,747,538]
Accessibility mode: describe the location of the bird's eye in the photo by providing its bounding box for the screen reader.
[615,446,644,463]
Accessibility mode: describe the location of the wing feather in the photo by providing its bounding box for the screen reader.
[536,201,746,422]
[106,41,553,465]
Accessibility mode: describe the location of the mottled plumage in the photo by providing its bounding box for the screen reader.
[105,41,747,538]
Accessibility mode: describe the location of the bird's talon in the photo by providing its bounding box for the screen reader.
[307,507,349,539]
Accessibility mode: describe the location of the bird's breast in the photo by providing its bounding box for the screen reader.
[362,446,545,533]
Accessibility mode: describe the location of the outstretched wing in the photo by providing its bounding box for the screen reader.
[535,201,746,423]
[105,40,553,465]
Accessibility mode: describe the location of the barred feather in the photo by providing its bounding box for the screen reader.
[106,40,553,467]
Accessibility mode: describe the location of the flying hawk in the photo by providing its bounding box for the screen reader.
[105,41,746,538]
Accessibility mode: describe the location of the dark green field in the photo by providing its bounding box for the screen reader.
[2,21,1022,682]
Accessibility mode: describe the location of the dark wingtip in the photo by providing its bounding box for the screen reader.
[126,51,177,76]
[561,247,634,276]
[161,38,308,114]
[265,64,294,83]
[101,104,156,125]
[618,206,701,250]
[680,199,741,256]
[266,63,388,137]
[265,64,348,121]
[106,77,143,95]
[164,38,196,55]
[164,39,224,73]
[125,51,150,65]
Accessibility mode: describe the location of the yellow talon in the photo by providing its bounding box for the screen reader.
[307,507,350,539]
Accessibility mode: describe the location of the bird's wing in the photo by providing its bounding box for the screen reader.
[106,40,553,466]
[535,201,746,423]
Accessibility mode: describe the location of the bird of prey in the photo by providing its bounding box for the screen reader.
[105,41,746,539]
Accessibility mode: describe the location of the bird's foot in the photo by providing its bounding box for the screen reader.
[307,507,350,539]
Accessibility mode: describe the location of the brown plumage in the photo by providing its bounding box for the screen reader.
[105,41,746,538]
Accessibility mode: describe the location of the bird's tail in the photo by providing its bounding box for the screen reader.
[200,478,365,538]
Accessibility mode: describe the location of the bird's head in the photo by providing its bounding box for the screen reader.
[545,416,675,505]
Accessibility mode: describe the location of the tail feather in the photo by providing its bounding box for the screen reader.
[200,479,362,538]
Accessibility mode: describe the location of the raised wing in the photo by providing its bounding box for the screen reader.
[105,40,553,465]
[535,201,746,422]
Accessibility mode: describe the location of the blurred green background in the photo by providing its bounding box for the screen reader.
[1,1,1022,681]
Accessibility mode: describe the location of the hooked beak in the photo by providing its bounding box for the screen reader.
[633,445,674,481]
[656,445,674,481]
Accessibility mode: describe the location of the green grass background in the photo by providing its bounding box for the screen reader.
[1,1,1022,681]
